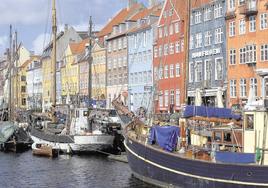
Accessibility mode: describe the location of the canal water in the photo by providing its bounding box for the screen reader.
[0,151,156,188]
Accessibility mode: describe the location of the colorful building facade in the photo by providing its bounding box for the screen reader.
[188,0,227,107]
[226,0,268,109]
[127,6,161,113]
[153,0,187,113]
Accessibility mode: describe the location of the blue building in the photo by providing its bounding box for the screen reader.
[188,0,227,107]
[127,15,159,113]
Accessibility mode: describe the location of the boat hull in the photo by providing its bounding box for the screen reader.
[30,129,114,154]
[125,137,268,188]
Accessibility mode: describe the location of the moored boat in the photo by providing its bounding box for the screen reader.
[32,143,59,158]
[112,96,268,188]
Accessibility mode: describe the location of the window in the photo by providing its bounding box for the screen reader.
[204,31,212,46]
[229,0,235,10]
[154,47,158,58]
[159,27,163,38]
[174,22,179,33]
[239,0,245,5]
[204,7,211,21]
[245,114,254,130]
[261,44,268,61]
[169,8,174,16]
[164,44,169,55]
[159,45,162,57]
[195,61,202,82]
[215,27,223,44]
[240,78,247,97]
[190,35,194,49]
[260,13,268,30]
[143,32,146,47]
[249,16,256,32]
[229,21,235,37]
[176,89,180,106]
[230,49,236,65]
[158,67,162,80]
[170,64,174,78]
[21,86,26,92]
[22,98,26,106]
[164,65,168,78]
[169,24,173,35]
[108,42,112,52]
[215,58,223,80]
[175,63,180,77]
[175,41,180,53]
[204,59,212,81]
[239,19,246,35]
[181,40,184,51]
[230,79,237,97]
[159,91,163,107]
[164,90,169,107]
[246,45,256,63]
[195,33,202,48]
[195,11,201,24]
[170,90,174,105]
[214,132,222,142]
[21,75,26,81]
[118,38,122,50]
[190,14,194,25]
[164,25,168,36]
[240,47,246,64]
[214,4,223,18]
[250,78,257,97]
[134,35,137,49]
[169,43,174,54]
[189,62,194,83]
[224,132,232,143]
[154,67,158,80]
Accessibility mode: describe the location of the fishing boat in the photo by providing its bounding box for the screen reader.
[30,107,115,154]
[32,143,59,158]
[112,93,268,188]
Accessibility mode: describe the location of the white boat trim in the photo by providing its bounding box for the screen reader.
[125,140,268,187]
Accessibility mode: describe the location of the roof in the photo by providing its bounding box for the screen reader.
[20,55,41,69]
[127,19,158,34]
[191,0,211,9]
[69,38,89,55]
[128,4,162,21]
[97,3,144,38]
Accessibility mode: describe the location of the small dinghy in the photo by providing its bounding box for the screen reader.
[32,143,59,158]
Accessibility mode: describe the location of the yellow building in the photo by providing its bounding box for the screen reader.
[12,44,31,110]
[61,39,88,103]
[92,42,106,101]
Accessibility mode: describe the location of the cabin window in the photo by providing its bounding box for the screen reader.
[214,132,222,142]
[245,114,254,130]
[83,111,88,117]
[223,132,232,143]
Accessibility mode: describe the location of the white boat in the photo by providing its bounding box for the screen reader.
[30,107,115,154]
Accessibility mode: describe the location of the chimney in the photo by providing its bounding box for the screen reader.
[128,0,137,10]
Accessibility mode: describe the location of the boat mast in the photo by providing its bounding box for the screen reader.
[8,25,12,121]
[14,31,18,112]
[51,0,57,120]
[87,16,93,108]
[184,0,191,105]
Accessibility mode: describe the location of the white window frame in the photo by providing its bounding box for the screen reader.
[204,31,212,46]
[229,49,236,65]
[195,61,202,82]
[175,89,180,106]
[260,13,268,30]
[261,44,268,61]
[204,59,212,81]
[215,57,223,80]
[204,7,211,21]
[229,21,235,37]
[239,19,246,35]
[230,79,237,98]
[249,16,256,32]
[195,33,202,48]
[215,27,223,44]
[170,64,174,78]
[195,11,202,24]
[240,78,247,98]
[175,63,180,77]
[164,90,169,107]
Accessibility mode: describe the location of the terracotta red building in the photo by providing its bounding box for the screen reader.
[153,0,188,113]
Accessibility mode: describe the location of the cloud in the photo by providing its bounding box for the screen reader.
[32,33,51,55]
[0,36,8,52]
[0,0,48,25]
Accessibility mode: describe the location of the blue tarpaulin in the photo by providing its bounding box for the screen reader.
[183,105,241,120]
[149,126,180,152]
[215,151,255,164]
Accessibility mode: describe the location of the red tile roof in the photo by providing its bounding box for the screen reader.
[97,3,145,38]
[128,4,162,21]
[69,38,89,55]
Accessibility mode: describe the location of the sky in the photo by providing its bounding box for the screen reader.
[0,0,148,55]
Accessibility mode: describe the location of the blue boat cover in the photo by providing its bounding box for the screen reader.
[149,126,180,152]
[183,105,241,120]
[215,151,255,164]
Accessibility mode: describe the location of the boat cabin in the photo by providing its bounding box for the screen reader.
[70,108,89,135]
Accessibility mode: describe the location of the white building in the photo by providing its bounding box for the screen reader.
[26,57,42,110]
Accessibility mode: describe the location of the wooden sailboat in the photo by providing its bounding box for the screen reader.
[32,142,59,158]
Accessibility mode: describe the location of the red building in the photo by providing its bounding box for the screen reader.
[153,0,188,113]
